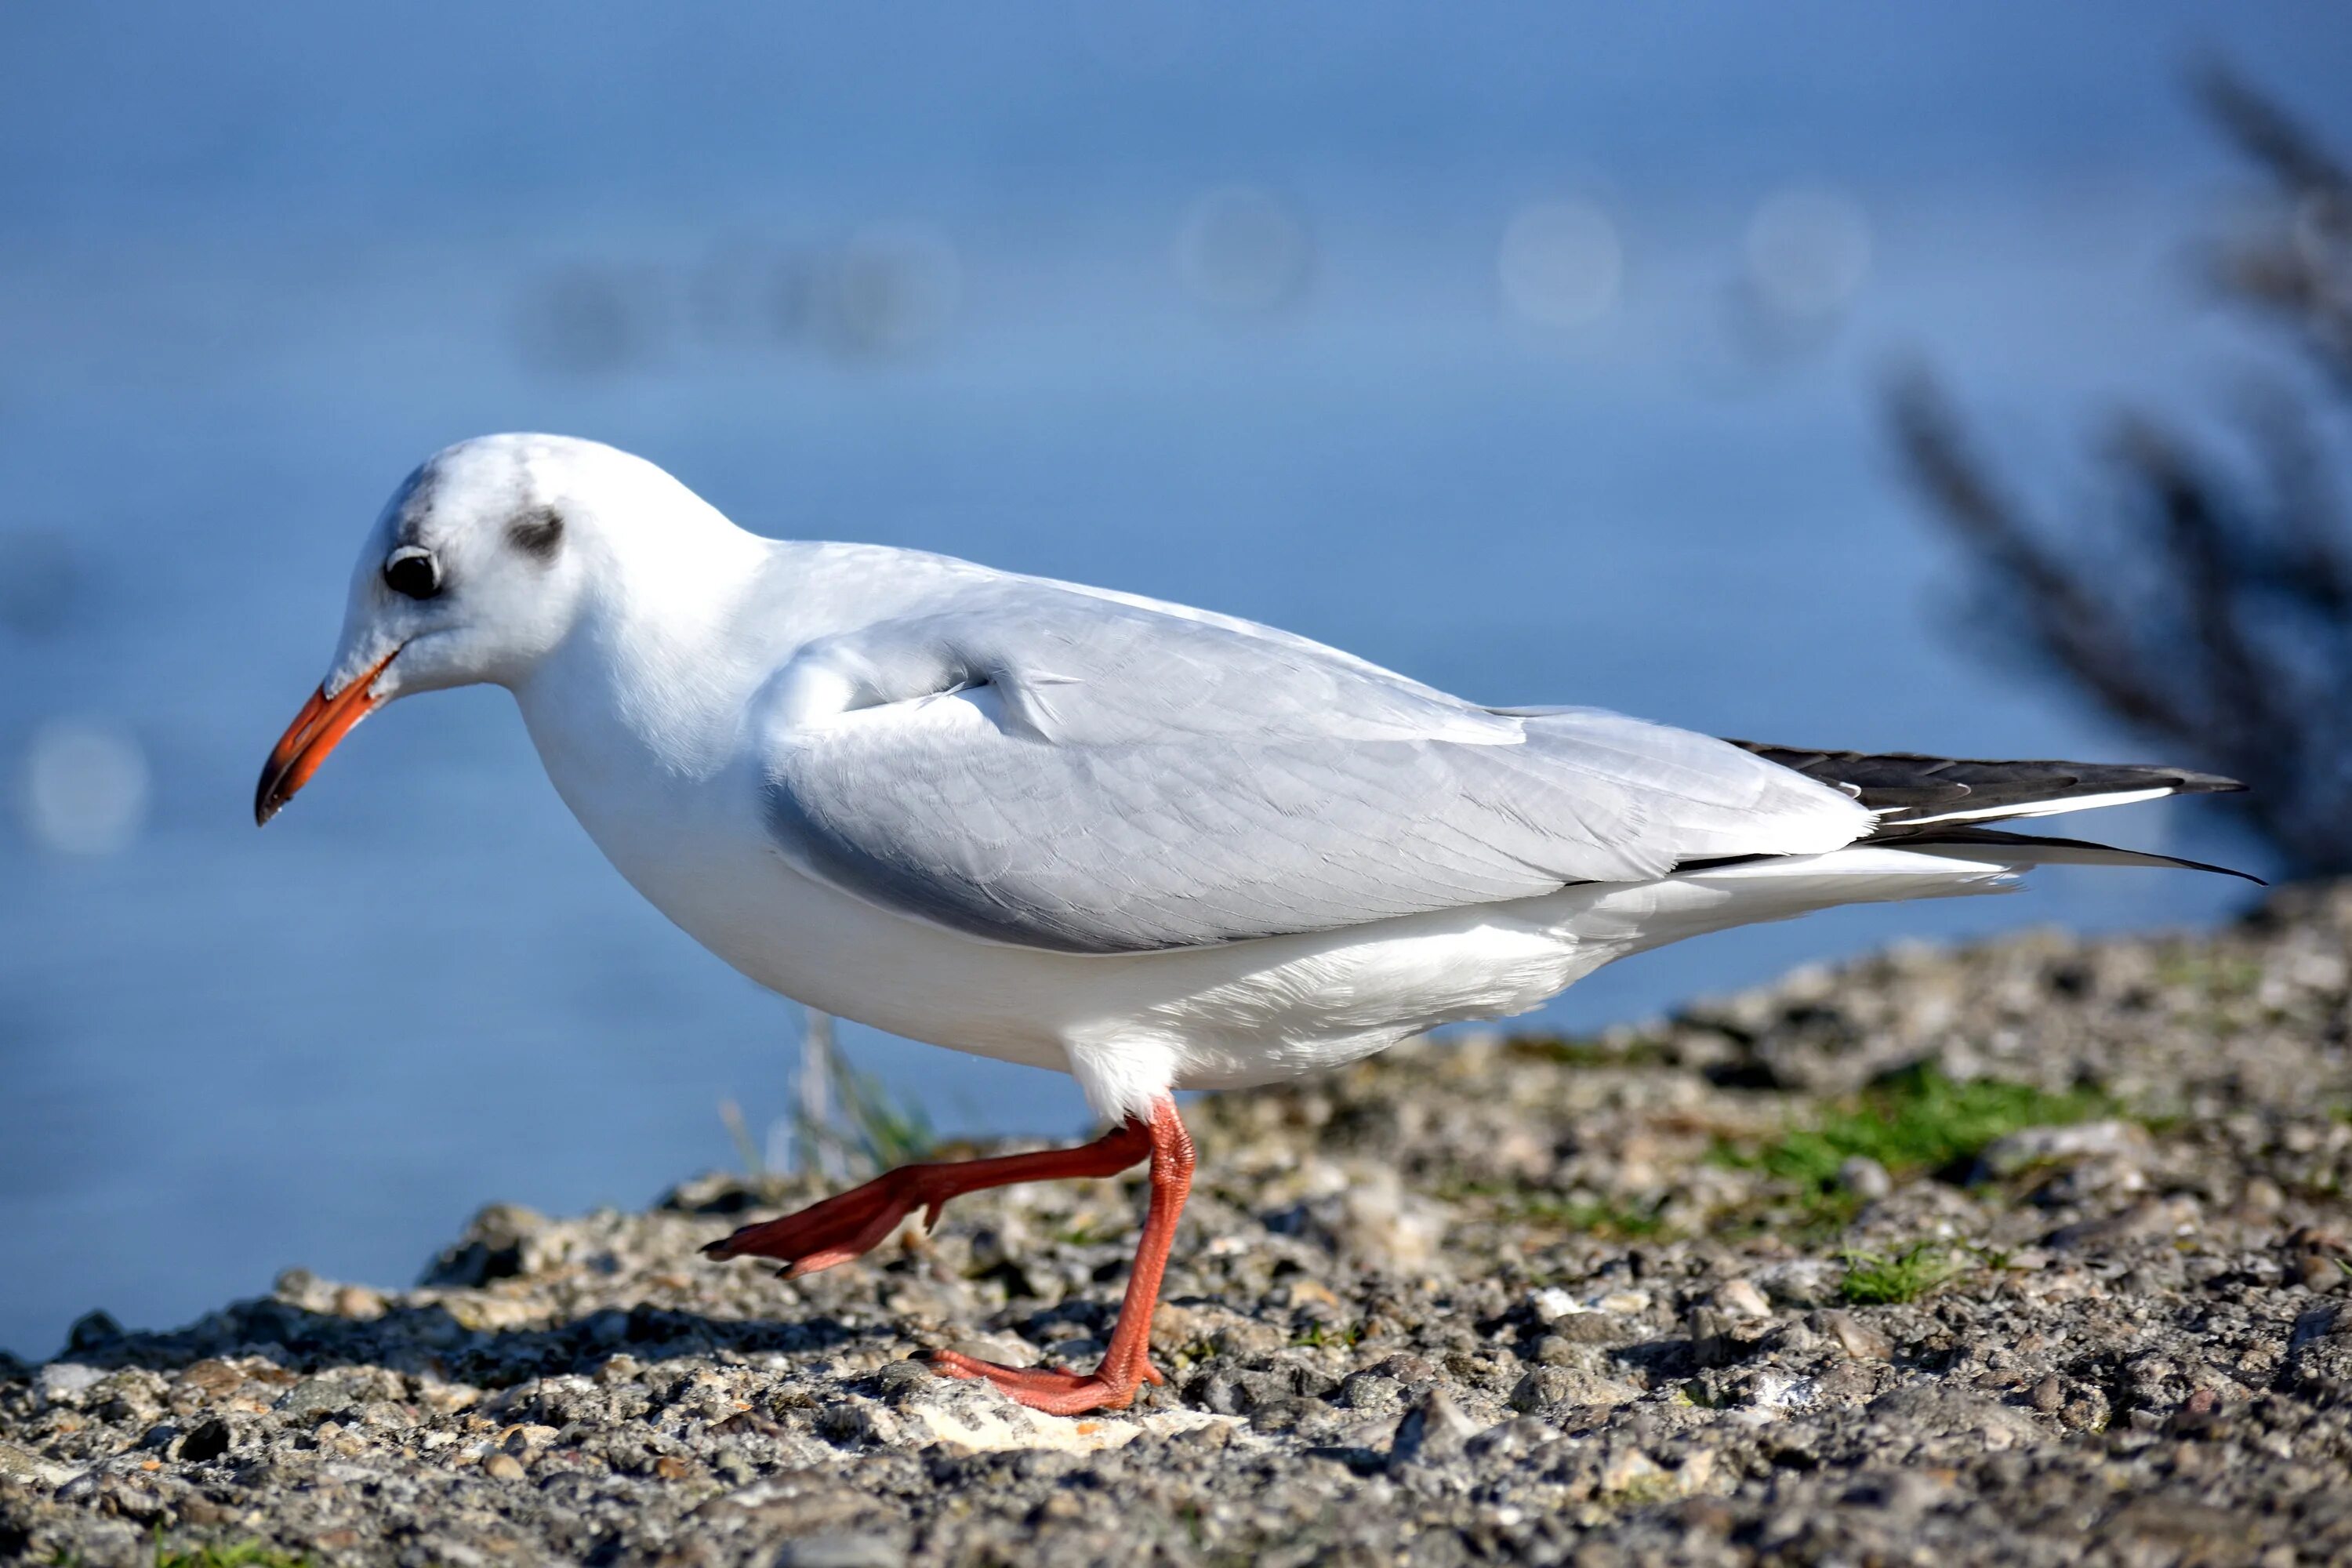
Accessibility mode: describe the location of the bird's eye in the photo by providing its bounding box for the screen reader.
[383,546,441,601]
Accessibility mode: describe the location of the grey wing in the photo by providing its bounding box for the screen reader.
[757,586,1871,954]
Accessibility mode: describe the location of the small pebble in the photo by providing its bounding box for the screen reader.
[1818,1311,1893,1362]
[1715,1279,1772,1318]
[1838,1156,1895,1202]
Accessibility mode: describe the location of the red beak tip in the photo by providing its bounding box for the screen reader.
[256,654,396,830]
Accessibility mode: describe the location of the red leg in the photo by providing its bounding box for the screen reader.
[702,1116,1152,1278]
[930,1097,1195,1415]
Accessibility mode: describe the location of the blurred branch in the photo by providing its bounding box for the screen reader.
[2240,385,2352,614]
[1886,374,2194,739]
[2194,61,2351,199]
[1887,67,2352,879]
[2194,60,2352,390]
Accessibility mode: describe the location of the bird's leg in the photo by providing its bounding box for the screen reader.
[929,1096,1194,1415]
[701,1115,1153,1279]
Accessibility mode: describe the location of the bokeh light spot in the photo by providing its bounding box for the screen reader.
[1498,198,1623,328]
[1175,186,1314,314]
[20,718,151,858]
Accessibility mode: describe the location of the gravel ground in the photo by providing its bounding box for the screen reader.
[9,884,2352,1566]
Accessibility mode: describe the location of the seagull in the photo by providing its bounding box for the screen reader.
[257,434,2246,1414]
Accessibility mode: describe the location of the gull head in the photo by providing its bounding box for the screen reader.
[255,433,654,826]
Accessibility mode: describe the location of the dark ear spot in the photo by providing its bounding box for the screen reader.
[389,464,438,547]
[507,505,565,561]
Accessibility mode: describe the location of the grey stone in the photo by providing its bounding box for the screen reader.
[33,1363,103,1408]
[1838,1156,1895,1201]
[1816,1310,1893,1362]
[0,1439,77,1490]
[1387,1388,1480,1468]
[273,1377,354,1422]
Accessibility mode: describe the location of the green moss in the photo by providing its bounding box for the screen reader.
[1675,1379,1729,1409]
[1432,1175,1679,1241]
[143,1536,315,1568]
[1290,1320,1366,1349]
[1716,1065,2112,1188]
[1839,1243,1961,1305]
[1700,1181,1866,1251]
[1505,1033,1671,1069]
[1052,1217,1129,1247]
[1788,1184,1865,1236]
[1530,1196,1668,1237]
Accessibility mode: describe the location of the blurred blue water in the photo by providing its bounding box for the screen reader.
[4,3,2347,1357]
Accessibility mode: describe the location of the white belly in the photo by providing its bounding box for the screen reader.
[527,709,2013,1121]
[535,742,1599,1115]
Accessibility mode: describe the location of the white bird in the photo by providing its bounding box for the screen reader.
[257,434,2245,1414]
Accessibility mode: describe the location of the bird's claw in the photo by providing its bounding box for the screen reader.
[925,1348,1164,1416]
[701,1169,931,1278]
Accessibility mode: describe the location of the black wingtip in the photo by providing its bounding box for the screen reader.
[1730,739,2255,825]
[1897,826,2267,885]
[2167,769,2248,796]
[2175,855,2266,886]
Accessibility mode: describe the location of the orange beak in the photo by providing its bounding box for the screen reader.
[254,651,397,826]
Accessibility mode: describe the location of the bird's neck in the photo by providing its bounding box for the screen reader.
[510,520,782,797]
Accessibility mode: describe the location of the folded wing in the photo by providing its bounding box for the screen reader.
[758,584,1872,953]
